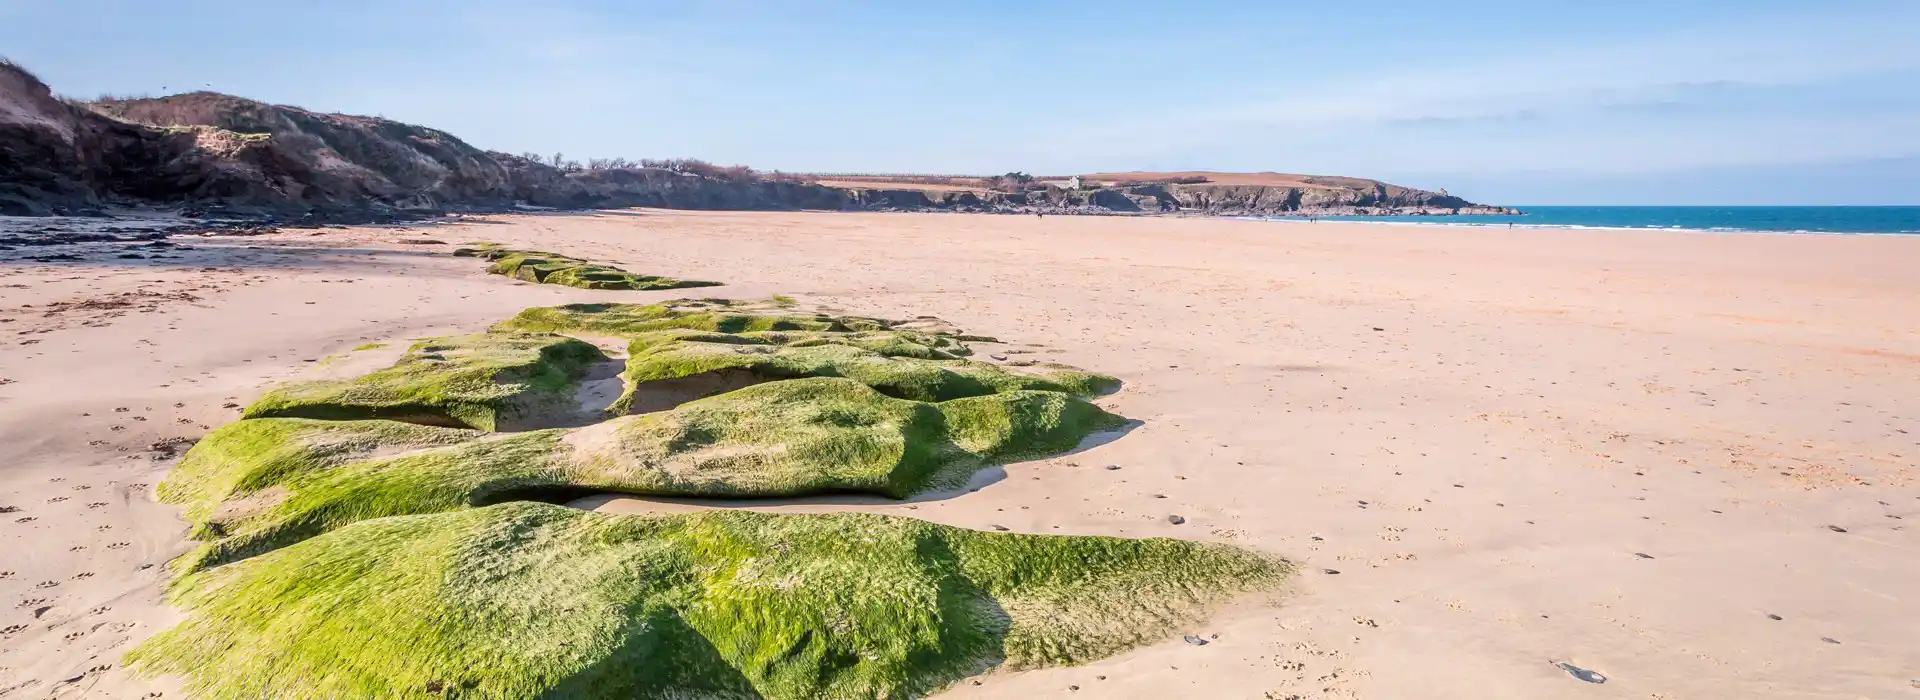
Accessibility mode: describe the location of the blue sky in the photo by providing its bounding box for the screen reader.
[4,0,1917,205]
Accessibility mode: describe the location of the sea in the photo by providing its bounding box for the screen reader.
[1305,206,1920,235]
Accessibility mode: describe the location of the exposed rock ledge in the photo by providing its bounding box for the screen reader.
[839,182,1513,217]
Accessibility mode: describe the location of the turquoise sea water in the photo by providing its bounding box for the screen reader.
[1313,206,1920,235]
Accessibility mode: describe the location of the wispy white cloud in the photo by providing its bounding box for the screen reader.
[1008,6,1920,175]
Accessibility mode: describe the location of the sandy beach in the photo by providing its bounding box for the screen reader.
[2,210,1916,699]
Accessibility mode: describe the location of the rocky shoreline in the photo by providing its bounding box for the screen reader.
[841,185,1519,218]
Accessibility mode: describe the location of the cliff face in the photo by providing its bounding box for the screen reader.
[834,181,1499,216]
[493,153,849,211]
[1,60,1499,219]
[0,64,294,216]
[1129,182,1486,215]
[89,92,518,211]
[1060,171,1496,215]
[2,66,489,217]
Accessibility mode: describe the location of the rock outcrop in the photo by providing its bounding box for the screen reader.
[824,179,1510,217]
[492,152,850,210]
[454,243,722,291]
[1,61,310,216]
[134,299,1279,700]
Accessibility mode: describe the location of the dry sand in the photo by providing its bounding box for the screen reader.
[1,210,1915,699]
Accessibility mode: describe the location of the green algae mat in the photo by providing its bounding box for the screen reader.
[455,243,720,291]
[496,298,896,336]
[243,333,606,431]
[131,503,1283,699]
[170,378,1126,572]
[498,299,1116,410]
[135,299,1288,699]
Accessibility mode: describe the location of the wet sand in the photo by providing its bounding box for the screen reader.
[1,210,1915,698]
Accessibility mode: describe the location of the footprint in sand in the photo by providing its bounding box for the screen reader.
[1556,662,1607,683]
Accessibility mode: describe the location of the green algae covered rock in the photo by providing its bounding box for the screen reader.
[160,418,485,536]
[614,327,1117,411]
[170,378,1126,571]
[242,333,607,431]
[497,300,1119,410]
[136,300,1286,700]
[579,376,1124,498]
[496,299,892,337]
[128,502,1285,700]
[456,244,720,291]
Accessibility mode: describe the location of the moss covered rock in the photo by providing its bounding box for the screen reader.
[174,378,1125,571]
[161,418,485,536]
[497,300,1118,410]
[137,301,1285,699]
[129,502,1285,700]
[242,333,607,431]
[456,244,720,291]
[614,327,1116,411]
[580,376,1123,497]
[496,299,891,337]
